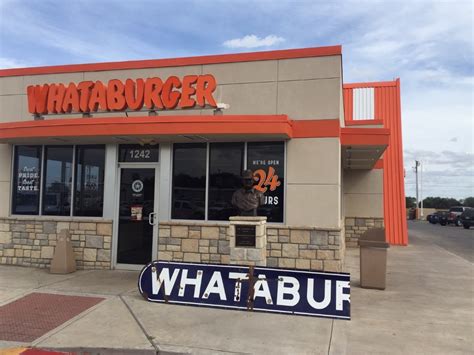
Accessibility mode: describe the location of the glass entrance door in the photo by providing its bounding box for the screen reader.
[117,168,156,265]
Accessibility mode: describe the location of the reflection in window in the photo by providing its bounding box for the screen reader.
[42,146,73,216]
[208,143,244,220]
[74,145,105,216]
[12,146,42,215]
[172,143,206,220]
[247,142,285,223]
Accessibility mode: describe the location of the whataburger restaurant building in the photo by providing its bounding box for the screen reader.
[0,45,407,273]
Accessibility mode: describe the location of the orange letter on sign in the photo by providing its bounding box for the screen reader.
[47,84,66,113]
[77,81,94,112]
[107,79,126,111]
[196,74,217,107]
[88,81,108,112]
[62,83,80,113]
[27,84,49,114]
[125,79,144,110]
[144,78,164,110]
[179,75,198,108]
[162,76,182,109]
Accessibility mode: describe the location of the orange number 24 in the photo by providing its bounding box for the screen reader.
[253,166,281,193]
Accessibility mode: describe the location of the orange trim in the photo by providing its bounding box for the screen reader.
[374,159,384,169]
[291,119,340,138]
[0,115,293,140]
[345,119,384,126]
[340,127,390,146]
[343,80,398,89]
[0,46,342,77]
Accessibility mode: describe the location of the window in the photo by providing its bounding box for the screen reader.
[171,142,285,222]
[247,142,285,223]
[11,145,106,217]
[12,146,42,215]
[42,146,73,216]
[74,145,106,216]
[208,143,244,220]
[171,143,207,220]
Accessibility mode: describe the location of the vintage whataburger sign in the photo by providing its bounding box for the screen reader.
[27,74,218,115]
[138,261,351,319]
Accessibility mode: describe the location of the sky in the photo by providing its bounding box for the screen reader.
[0,0,473,200]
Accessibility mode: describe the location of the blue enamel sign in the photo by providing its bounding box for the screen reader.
[138,261,350,320]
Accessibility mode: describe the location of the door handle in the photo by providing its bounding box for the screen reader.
[149,212,157,226]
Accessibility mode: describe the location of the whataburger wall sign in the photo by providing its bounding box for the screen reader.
[27,74,218,115]
[139,261,351,320]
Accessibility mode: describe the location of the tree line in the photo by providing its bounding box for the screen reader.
[406,196,474,209]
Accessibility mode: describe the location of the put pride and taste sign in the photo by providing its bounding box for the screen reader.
[138,261,351,320]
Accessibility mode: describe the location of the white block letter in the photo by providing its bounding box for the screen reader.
[336,280,350,311]
[253,275,273,304]
[152,267,180,296]
[307,279,331,310]
[203,271,227,301]
[277,276,300,307]
[178,269,203,298]
[229,272,249,302]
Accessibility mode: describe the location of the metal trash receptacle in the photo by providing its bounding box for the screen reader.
[358,228,389,290]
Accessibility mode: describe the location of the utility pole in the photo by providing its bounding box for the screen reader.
[420,161,423,218]
[415,160,420,219]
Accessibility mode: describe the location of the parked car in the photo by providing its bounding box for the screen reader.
[427,211,448,224]
[448,206,470,226]
[460,208,474,229]
[437,211,450,226]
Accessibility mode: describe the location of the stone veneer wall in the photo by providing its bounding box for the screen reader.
[158,221,345,273]
[0,217,112,270]
[345,217,384,248]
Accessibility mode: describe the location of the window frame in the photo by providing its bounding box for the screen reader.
[10,144,106,219]
[170,141,287,224]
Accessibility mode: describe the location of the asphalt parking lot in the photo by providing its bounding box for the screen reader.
[408,220,474,263]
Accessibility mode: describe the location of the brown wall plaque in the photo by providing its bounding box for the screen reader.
[235,225,256,247]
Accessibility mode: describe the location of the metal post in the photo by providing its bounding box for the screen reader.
[420,161,423,218]
[415,160,420,219]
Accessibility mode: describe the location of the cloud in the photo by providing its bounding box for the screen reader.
[223,35,285,49]
[0,56,31,69]
[450,137,458,142]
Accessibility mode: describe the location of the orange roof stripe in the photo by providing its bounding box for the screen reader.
[0,45,342,77]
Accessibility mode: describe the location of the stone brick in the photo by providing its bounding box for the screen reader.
[270,250,282,257]
[199,239,210,247]
[247,248,265,262]
[182,239,199,252]
[199,247,209,254]
[15,249,24,257]
[159,252,173,261]
[267,228,278,236]
[167,245,181,252]
[279,258,295,268]
[267,235,278,243]
[23,250,31,258]
[0,231,12,244]
[324,260,342,272]
[279,236,290,243]
[0,223,10,232]
[159,228,171,237]
[218,240,230,254]
[296,259,310,270]
[86,235,103,248]
[230,248,246,260]
[56,222,70,234]
[317,250,334,260]
[97,249,111,261]
[79,223,96,231]
[282,244,298,258]
[290,230,310,244]
[168,238,182,246]
[355,218,366,227]
[271,242,281,250]
[311,230,329,246]
[299,250,316,259]
[97,223,112,236]
[183,253,201,262]
[41,246,55,259]
[174,252,184,259]
[311,260,323,270]
[11,224,26,232]
[202,226,219,239]
[171,226,188,238]
[278,229,290,236]
[345,218,355,227]
[31,251,40,259]
[189,230,201,239]
[267,257,278,267]
[83,248,97,261]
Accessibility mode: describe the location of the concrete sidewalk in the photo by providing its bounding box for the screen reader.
[0,232,473,354]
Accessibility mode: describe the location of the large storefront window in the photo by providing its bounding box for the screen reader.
[171,141,285,222]
[74,145,106,216]
[208,143,244,220]
[247,142,285,223]
[12,146,42,215]
[42,146,73,216]
[12,145,105,217]
[172,143,207,220]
